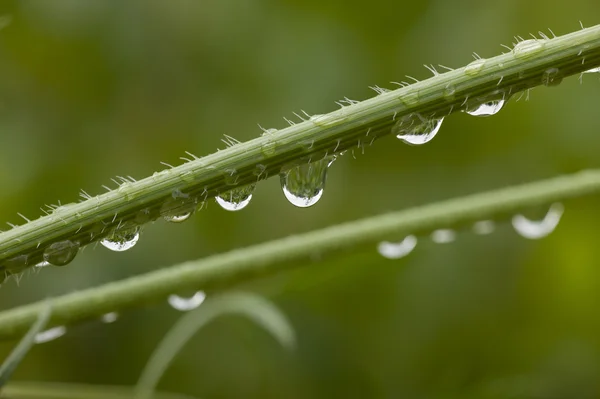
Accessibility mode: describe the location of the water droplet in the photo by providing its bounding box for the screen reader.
[34,326,66,344]
[583,67,600,74]
[261,128,278,136]
[35,261,51,268]
[100,226,140,252]
[541,67,562,87]
[472,220,495,235]
[280,157,335,208]
[261,139,277,156]
[101,312,119,323]
[377,235,417,259]
[215,184,256,211]
[512,203,563,239]
[431,229,456,243]
[443,84,457,99]
[3,254,29,273]
[393,113,444,145]
[399,90,420,106]
[464,59,486,76]
[513,39,544,59]
[43,240,80,266]
[161,190,196,223]
[466,99,505,116]
[168,291,206,311]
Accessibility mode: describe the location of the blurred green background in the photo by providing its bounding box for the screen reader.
[1,1,600,398]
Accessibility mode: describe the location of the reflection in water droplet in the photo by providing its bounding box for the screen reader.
[393,113,444,145]
[101,227,140,252]
[164,212,192,223]
[168,291,206,311]
[101,312,119,323]
[431,229,456,244]
[43,240,80,266]
[512,203,564,239]
[541,68,562,87]
[466,100,505,116]
[377,235,417,259]
[35,326,66,344]
[216,184,255,211]
[161,191,196,223]
[280,157,335,208]
[472,220,496,235]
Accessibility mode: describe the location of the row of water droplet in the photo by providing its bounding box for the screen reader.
[378,203,564,259]
[4,54,598,276]
[33,203,565,343]
[33,291,207,344]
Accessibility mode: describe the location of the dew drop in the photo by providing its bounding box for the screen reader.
[393,113,444,145]
[511,203,563,240]
[443,84,457,99]
[513,39,544,59]
[34,326,66,344]
[101,312,119,323]
[464,59,486,76]
[472,220,495,235]
[377,235,417,259]
[466,99,505,116]
[168,291,206,311]
[280,157,335,208]
[100,226,140,252]
[43,240,80,266]
[583,67,600,74]
[431,229,456,243]
[215,184,256,211]
[541,67,562,87]
[3,254,29,273]
[163,212,191,223]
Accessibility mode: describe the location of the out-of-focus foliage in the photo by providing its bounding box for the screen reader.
[0,1,599,398]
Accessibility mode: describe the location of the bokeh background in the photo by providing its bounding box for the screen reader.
[1,1,600,398]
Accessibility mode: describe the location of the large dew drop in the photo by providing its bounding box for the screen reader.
[34,326,66,344]
[377,235,417,259]
[393,113,444,145]
[216,184,256,211]
[100,226,140,252]
[168,291,206,311]
[280,157,335,208]
[466,100,505,116]
[511,203,563,240]
[43,240,80,266]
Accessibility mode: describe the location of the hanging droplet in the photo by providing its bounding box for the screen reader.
[393,113,444,145]
[512,203,563,240]
[100,226,140,252]
[583,67,600,74]
[101,312,119,323]
[161,189,196,223]
[35,261,51,268]
[541,68,562,87]
[466,99,505,116]
[2,254,29,274]
[168,291,206,311]
[34,326,66,344]
[472,220,496,235]
[280,157,335,208]
[377,235,417,259]
[43,240,80,266]
[431,229,456,244]
[215,184,255,211]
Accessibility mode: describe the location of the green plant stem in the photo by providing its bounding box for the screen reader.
[0,170,599,340]
[1,25,600,273]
